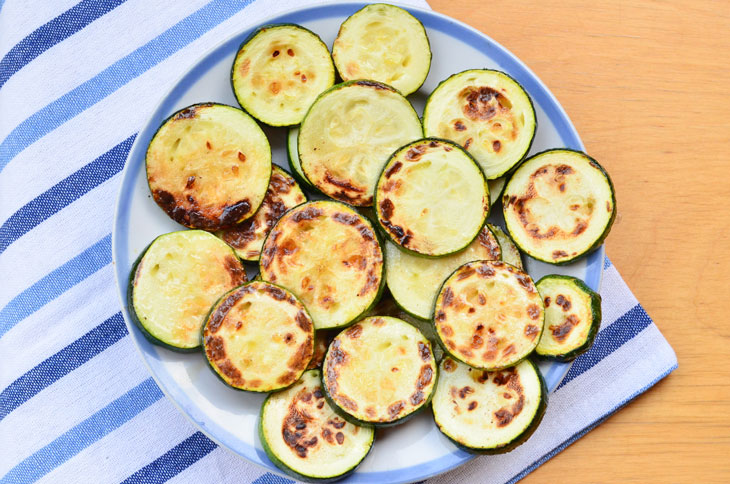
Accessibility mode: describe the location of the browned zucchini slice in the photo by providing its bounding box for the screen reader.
[488,223,524,270]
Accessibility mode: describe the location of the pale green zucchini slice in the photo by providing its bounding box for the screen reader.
[332,3,431,96]
[259,201,385,330]
[502,149,616,264]
[432,357,547,454]
[384,226,501,320]
[216,166,307,262]
[129,230,247,351]
[488,177,506,207]
[202,281,314,392]
[231,24,335,126]
[260,369,374,482]
[488,223,524,270]
[287,127,315,190]
[423,69,536,179]
[374,138,489,256]
[434,260,544,370]
[299,80,422,206]
[536,275,601,361]
[322,316,438,426]
[146,103,271,230]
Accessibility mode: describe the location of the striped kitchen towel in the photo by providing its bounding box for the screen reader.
[0,1,677,483]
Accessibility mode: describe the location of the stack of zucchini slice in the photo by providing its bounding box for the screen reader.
[128,3,617,480]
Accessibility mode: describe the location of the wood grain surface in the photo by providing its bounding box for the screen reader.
[427,0,730,481]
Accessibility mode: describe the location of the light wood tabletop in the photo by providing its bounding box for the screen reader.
[427,0,730,481]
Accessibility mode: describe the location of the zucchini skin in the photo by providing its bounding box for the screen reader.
[535,274,602,362]
[286,127,316,191]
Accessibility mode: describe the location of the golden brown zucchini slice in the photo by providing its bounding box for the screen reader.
[202,281,314,392]
[434,260,544,370]
[374,138,489,256]
[259,201,384,330]
[502,149,616,264]
[146,103,271,230]
[488,223,524,270]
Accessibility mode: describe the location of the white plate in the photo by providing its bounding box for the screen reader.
[112,3,604,483]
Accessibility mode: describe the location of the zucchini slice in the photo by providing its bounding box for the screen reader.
[216,166,307,262]
[502,149,616,265]
[432,357,547,454]
[374,138,489,256]
[259,201,385,330]
[307,331,333,370]
[434,260,543,370]
[322,316,438,426]
[384,226,501,320]
[146,103,271,230]
[488,223,524,270]
[260,369,374,482]
[488,177,506,207]
[423,69,536,179]
[299,80,422,206]
[129,230,247,351]
[332,4,431,96]
[231,24,335,126]
[202,281,314,392]
[535,275,601,361]
[287,127,315,190]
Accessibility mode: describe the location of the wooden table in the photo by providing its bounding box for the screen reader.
[427,0,730,481]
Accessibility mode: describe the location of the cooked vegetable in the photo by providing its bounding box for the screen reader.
[231,24,335,126]
[260,369,374,481]
[423,69,536,179]
[374,138,489,256]
[299,80,422,206]
[322,316,438,426]
[488,177,506,207]
[488,223,523,270]
[129,230,247,351]
[332,3,431,96]
[216,166,307,262]
[259,201,384,330]
[202,281,314,392]
[146,103,271,230]
[502,149,616,264]
[287,127,315,190]
[433,260,543,370]
[384,226,501,320]
[307,331,334,370]
[535,275,601,361]
[432,357,547,454]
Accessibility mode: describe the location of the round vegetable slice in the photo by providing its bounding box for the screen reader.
[488,223,524,270]
[488,177,506,207]
[231,24,335,126]
[146,103,271,230]
[129,230,247,351]
[374,138,489,256]
[434,260,543,370]
[536,275,601,361]
[259,201,384,330]
[502,149,616,265]
[202,281,314,392]
[385,226,501,320]
[260,369,374,482]
[432,357,547,454]
[216,166,307,262]
[287,127,315,190]
[423,69,536,179]
[322,316,438,426]
[332,3,431,96]
[299,80,422,206]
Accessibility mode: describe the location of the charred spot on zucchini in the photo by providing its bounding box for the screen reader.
[287,127,315,190]
[322,317,438,426]
[260,369,374,481]
[129,230,247,351]
[384,226,501,320]
[374,138,489,256]
[332,3,431,96]
[298,80,422,206]
[232,24,335,126]
[259,201,385,330]
[536,275,601,361]
[432,358,546,454]
[202,281,314,392]
[488,223,524,270]
[423,69,536,179]
[502,149,616,265]
[434,260,543,370]
[146,103,271,230]
[216,166,307,262]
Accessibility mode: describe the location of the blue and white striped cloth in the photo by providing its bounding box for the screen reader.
[0,1,677,483]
